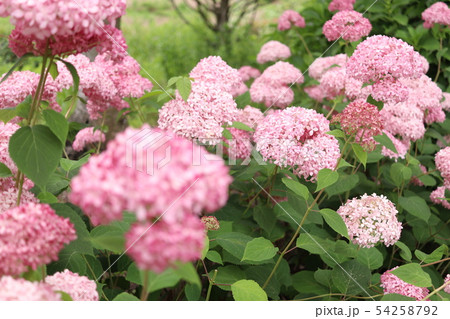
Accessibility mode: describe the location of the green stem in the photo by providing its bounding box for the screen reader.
[82,255,109,301]
[140,271,149,301]
[421,280,450,301]
[421,257,450,268]
[434,35,443,83]
[206,269,218,301]
[298,33,313,60]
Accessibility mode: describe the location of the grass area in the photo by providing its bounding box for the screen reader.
[0,1,308,82]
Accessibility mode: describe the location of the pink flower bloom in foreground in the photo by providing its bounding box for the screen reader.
[422,2,450,29]
[238,66,261,82]
[309,54,347,80]
[332,101,383,151]
[256,41,291,64]
[381,132,410,161]
[0,277,61,301]
[125,214,205,273]
[328,0,355,12]
[435,147,450,184]
[323,10,372,42]
[70,127,232,225]
[190,56,243,94]
[430,186,450,210]
[381,267,429,300]
[337,194,402,248]
[278,10,306,31]
[0,203,76,276]
[72,127,106,152]
[444,275,450,294]
[45,270,99,301]
[3,0,126,56]
[254,107,340,180]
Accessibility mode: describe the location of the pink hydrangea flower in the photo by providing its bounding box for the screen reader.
[45,269,99,301]
[238,66,261,82]
[442,93,450,111]
[371,76,409,104]
[1,177,37,214]
[430,186,450,210]
[401,74,443,116]
[0,277,61,301]
[304,85,326,102]
[2,0,126,56]
[254,107,340,180]
[125,214,205,273]
[381,132,410,161]
[337,194,402,248]
[444,274,450,294]
[309,54,347,80]
[72,127,106,152]
[278,10,306,31]
[435,147,450,184]
[57,54,153,120]
[319,67,346,99]
[323,10,372,42]
[256,41,291,64]
[332,101,383,151]
[0,203,76,276]
[70,127,232,226]
[344,77,372,101]
[201,216,220,231]
[381,267,430,300]
[422,2,450,29]
[329,0,355,12]
[189,56,243,95]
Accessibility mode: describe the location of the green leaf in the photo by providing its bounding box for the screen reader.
[185,283,201,301]
[366,95,384,109]
[0,53,33,84]
[9,125,62,187]
[60,155,90,173]
[0,162,12,178]
[315,168,339,192]
[398,196,431,222]
[90,225,125,254]
[206,251,223,265]
[15,95,32,118]
[395,241,412,262]
[337,158,353,169]
[319,209,348,238]
[113,292,140,301]
[282,178,310,200]
[223,128,232,140]
[56,59,80,117]
[325,173,359,197]
[292,271,328,294]
[0,108,17,124]
[374,133,397,154]
[37,191,58,204]
[352,143,367,169]
[415,245,448,264]
[216,232,253,260]
[126,263,181,294]
[208,265,246,291]
[392,14,408,26]
[42,109,69,144]
[174,262,201,287]
[176,77,192,101]
[356,247,383,270]
[391,264,432,287]
[381,294,415,301]
[49,62,59,80]
[201,236,209,260]
[242,237,278,262]
[390,163,412,186]
[230,121,254,132]
[231,279,268,301]
[331,260,371,295]
[297,233,335,255]
[326,129,345,138]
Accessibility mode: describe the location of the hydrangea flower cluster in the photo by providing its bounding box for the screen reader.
[201,216,220,231]
[254,107,340,180]
[332,101,383,151]
[0,277,61,301]
[328,0,355,12]
[278,10,306,31]
[57,54,153,120]
[337,194,402,248]
[435,147,450,188]
[380,267,430,300]
[125,214,206,273]
[1,0,126,57]
[0,203,76,276]
[225,106,264,160]
[238,66,261,82]
[72,127,106,152]
[380,102,425,142]
[45,269,99,301]
[346,35,426,104]
[422,2,450,29]
[70,126,231,225]
[430,186,450,210]
[323,10,372,42]
[256,41,292,64]
[442,93,450,112]
[444,274,450,294]
[250,61,303,108]
[0,70,60,113]
[309,54,347,80]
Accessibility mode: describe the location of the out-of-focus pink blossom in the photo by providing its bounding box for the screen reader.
[442,93,450,111]
[45,269,99,301]
[329,0,355,12]
[72,127,106,152]
[430,186,450,210]
[435,147,450,186]
[304,85,326,102]
[256,41,291,64]
[0,277,61,301]
[381,267,430,300]
[278,10,306,31]
[323,10,372,42]
[309,54,347,80]
[422,2,450,29]
[238,66,261,82]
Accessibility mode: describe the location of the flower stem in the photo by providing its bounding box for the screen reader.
[298,32,313,60]
[140,271,149,301]
[421,280,450,301]
[206,269,218,301]
[434,34,443,83]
